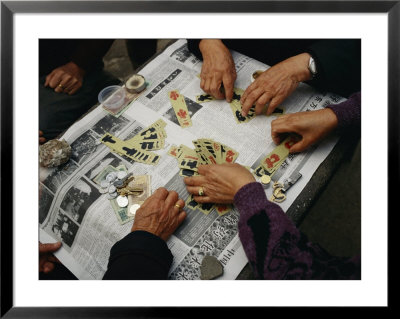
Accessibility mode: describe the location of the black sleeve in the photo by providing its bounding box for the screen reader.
[187,39,203,60]
[305,39,361,97]
[103,231,173,280]
[70,39,115,72]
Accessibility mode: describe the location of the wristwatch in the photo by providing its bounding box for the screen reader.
[308,56,317,80]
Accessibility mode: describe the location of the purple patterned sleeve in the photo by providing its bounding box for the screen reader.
[234,182,361,279]
[326,92,361,130]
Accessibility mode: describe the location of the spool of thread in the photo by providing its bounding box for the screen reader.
[126,74,146,93]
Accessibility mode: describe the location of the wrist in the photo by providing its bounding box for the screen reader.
[66,61,86,77]
[291,53,313,82]
[199,39,226,56]
[321,107,339,131]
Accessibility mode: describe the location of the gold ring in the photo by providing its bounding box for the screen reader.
[198,187,204,196]
[175,204,181,209]
[58,84,64,88]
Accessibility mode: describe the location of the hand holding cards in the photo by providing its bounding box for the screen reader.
[170,138,239,216]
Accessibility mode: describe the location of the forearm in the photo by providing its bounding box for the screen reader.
[326,91,361,130]
[234,182,360,279]
[306,39,361,97]
[103,230,173,280]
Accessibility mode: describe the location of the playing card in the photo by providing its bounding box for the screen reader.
[101,133,160,165]
[196,94,215,103]
[167,144,179,158]
[260,136,297,175]
[185,194,199,210]
[168,90,192,128]
[198,202,215,215]
[215,204,232,217]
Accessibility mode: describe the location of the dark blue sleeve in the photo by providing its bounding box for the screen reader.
[103,231,173,280]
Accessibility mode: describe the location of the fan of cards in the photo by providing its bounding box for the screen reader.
[101,119,167,166]
[168,138,239,216]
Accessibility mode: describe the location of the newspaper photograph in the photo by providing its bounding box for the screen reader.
[39,39,345,280]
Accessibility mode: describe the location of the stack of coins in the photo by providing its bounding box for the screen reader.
[260,174,271,188]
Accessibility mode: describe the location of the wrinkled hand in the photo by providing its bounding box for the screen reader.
[39,130,46,144]
[271,108,338,153]
[241,53,312,116]
[184,163,256,204]
[39,242,62,273]
[199,40,237,102]
[131,188,187,241]
[44,61,85,95]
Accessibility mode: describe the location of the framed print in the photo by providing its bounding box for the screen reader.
[1,0,396,317]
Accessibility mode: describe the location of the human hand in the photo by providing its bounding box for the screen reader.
[271,108,338,153]
[199,39,237,102]
[44,61,85,95]
[39,242,62,273]
[131,188,187,241]
[184,163,256,204]
[39,130,46,144]
[241,53,312,116]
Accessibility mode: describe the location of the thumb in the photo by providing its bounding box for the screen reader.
[39,242,62,254]
[271,121,289,145]
[288,140,308,153]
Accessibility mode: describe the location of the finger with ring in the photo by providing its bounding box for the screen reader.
[198,187,205,196]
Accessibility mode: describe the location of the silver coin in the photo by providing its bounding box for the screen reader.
[99,188,108,194]
[116,195,129,208]
[129,204,141,216]
[117,171,128,180]
[108,192,118,199]
[100,180,109,189]
[106,172,117,182]
[113,179,124,187]
[108,184,117,194]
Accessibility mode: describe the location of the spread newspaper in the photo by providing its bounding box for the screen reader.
[39,39,345,280]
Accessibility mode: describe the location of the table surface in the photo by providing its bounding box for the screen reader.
[77,40,359,280]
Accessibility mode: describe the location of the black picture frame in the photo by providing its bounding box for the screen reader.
[1,1,396,317]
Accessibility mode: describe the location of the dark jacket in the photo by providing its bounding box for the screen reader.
[187,39,361,98]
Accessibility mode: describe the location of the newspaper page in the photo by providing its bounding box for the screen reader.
[39,39,345,280]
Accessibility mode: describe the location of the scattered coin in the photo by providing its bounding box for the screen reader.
[117,170,127,180]
[116,195,129,208]
[100,180,109,189]
[113,179,124,188]
[129,204,141,216]
[99,188,108,194]
[108,184,117,194]
[108,192,118,199]
[106,172,117,183]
